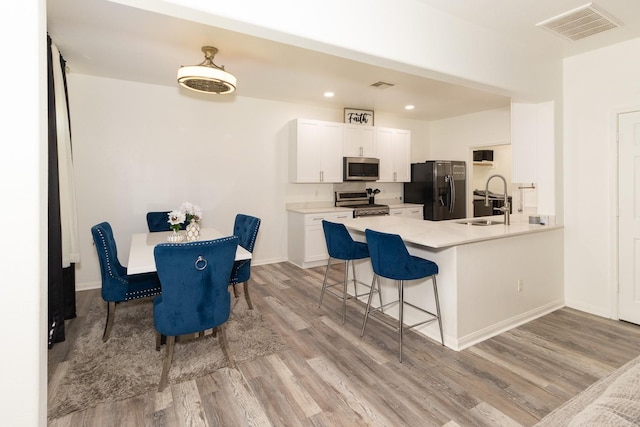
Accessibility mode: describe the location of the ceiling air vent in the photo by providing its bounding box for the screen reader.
[536,3,621,41]
[370,81,395,89]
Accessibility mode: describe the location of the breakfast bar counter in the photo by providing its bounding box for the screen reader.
[339,214,562,249]
[335,214,564,351]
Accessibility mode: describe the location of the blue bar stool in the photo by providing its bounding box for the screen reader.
[319,220,376,324]
[362,228,443,362]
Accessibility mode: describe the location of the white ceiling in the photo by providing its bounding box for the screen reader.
[47,0,640,121]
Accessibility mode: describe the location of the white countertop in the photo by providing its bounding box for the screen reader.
[338,214,562,249]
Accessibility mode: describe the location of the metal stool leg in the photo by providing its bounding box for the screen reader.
[432,275,444,346]
[351,259,358,299]
[319,257,332,307]
[342,260,349,324]
[378,276,384,313]
[398,280,404,363]
[361,274,378,336]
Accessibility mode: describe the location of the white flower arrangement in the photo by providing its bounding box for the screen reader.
[166,202,203,233]
[167,210,186,232]
[179,202,202,223]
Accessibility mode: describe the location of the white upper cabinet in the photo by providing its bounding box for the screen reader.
[377,127,411,182]
[290,118,411,184]
[289,119,343,183]
[343,125,376,157]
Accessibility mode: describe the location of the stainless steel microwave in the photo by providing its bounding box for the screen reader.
[343,157,380,181]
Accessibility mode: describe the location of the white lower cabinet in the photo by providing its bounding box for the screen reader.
[288,210,353,268]
[389,206,423,219]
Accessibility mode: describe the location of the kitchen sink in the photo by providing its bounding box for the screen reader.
[456,219,504,226]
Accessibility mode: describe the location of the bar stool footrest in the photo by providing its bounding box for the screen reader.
[323,279,373,302]
[365,310,439,333]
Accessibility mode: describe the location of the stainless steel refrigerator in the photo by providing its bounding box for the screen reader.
[403,161,466,220]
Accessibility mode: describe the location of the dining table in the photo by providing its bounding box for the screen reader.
[127,228,251,275]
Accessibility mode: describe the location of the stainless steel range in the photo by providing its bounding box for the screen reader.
[335,191,390,217]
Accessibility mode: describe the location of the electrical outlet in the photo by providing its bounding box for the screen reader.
[517,279,524,293]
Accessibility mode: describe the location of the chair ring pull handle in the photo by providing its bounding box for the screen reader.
[195,256,207,271]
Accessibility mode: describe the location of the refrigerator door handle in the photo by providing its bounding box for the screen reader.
[448,175,455,214]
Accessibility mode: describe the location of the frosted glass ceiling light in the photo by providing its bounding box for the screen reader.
[177,46,236,94]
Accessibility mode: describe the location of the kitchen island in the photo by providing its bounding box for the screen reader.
[336,214,563,351]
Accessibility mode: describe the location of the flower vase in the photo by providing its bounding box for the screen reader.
[167,230,184,243]
[186,220,200,242]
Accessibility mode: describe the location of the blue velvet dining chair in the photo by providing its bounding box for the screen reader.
[229,214,261,310]
[146,211,187,232]
[91,222,162,342]
[362,228,443,362]
[153,236,239,391]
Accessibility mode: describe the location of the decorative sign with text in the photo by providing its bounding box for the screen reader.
[344,108,374,126]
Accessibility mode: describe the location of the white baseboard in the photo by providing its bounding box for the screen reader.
[77,280,101,292]
[451,299,565,351]
[564,298,612,319]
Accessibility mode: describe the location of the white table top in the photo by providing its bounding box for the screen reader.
[127,228,251,275]
[338,214,562,250]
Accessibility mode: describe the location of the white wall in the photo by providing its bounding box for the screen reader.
[68,73,432,288]
[429,107,511,160]
[0,1,47,425]
[563,37,640,317]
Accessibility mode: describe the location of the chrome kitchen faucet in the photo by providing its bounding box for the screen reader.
[484,174,510,225]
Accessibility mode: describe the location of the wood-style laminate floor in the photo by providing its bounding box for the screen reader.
[48,262,640,426]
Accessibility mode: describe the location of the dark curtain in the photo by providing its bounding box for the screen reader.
[48,35,76,348]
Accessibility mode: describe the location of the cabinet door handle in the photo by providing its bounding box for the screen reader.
[393,172,397,182]
[320,170,324,182]
[359,146,363,157]
[336,215,349,219]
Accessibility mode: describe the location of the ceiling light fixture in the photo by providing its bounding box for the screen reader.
[324,91,334,98]
[405,105,415,110]
[177,46,237,94]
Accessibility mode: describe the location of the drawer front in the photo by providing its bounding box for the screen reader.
[304,211,352,226]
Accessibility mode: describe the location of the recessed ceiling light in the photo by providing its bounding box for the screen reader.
[405,105,415,110]
[324,91,334,98]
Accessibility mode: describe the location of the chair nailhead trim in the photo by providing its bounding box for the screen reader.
[96,227,127,285]
[125,288,161,301]
[160,236,237,247]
